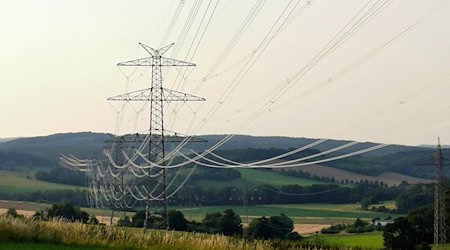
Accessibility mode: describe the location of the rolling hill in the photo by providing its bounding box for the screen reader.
[0,132,445,181]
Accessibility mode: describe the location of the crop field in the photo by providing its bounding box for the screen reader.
[196,168,326,188]
[177,203,402,223]
[307,232,384,249]
[0,174,83,194]
[281,164,431,187]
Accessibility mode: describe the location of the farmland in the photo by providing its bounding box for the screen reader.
[195,168,327,188]
[0,199,401,227]
[176,203,402,224]
[279,164,431,187]
[307,232,384,249]
[0,171,83,194]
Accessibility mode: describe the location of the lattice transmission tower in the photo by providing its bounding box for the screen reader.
[108,43,205,229]
[434,137,446,248]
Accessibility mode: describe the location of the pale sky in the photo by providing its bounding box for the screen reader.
[1,0,449,146]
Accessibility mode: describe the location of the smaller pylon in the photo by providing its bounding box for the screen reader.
[434,137,446,248]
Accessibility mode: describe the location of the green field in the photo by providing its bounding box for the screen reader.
[176,203,402,223]
[0,174,83,194]
[196,168,326,188]
[307,232,384,249]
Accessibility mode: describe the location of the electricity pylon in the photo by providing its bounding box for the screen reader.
[109,43,205,229]
[434,137,446,248]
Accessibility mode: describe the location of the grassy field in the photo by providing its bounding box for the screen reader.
[307,232,384,249]
[0,167,324,195]
[176,203,402,223]
[196,168,326,188]
[0,174,82,194]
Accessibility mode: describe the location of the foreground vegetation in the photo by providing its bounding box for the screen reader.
[0,242,105,250]
[0,216,377,250]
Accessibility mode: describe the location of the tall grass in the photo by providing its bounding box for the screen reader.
[0,217,377,250]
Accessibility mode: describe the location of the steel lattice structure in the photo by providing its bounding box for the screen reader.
[434,137,446,248]
[109,43,204,229]
[60,43,205,229]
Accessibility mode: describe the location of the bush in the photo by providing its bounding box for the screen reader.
[3,208,24,219]
[321,224,347,234]
[342,219,374,234]
[32,202,89,223]
[247,214,297,240]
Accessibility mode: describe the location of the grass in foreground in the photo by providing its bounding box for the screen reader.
[0,216,377,250]
[0,242,105,250]
[0,216,269,250]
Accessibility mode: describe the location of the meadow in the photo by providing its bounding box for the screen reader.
[0,216,380,250]
[0,173,82,194]
[0,167,324,195]
[195,168,326,188]
[307,232,384,249]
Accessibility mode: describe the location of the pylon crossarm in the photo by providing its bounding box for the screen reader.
[117,57,152,66]
[156,43,175,56]
[108,88,151,101]
[161,57,196,67]
[107,88,205,102]
[139,43,158,56]
[139,43,175,57]
[163,88,205,102]
[116,57,194,67]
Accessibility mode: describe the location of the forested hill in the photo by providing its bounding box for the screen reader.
[0,151,54,170]
[0,132,425,160]
[0,132,447,179]
[192,134,423,157]
[0,132,109,163]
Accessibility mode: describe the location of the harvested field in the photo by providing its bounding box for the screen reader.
[282,164,432,186]
[294,224,329,236]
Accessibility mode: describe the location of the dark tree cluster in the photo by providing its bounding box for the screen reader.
[395,184,434,213]
[170,182,401,208]
[383,188,450,249]
[35,168,86,186]
[120,208,243,236]
[0,190,88,207]
[246,214,301,240]
[33,202,98,224]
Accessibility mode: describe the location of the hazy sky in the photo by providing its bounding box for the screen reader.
[1,0,449,146]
